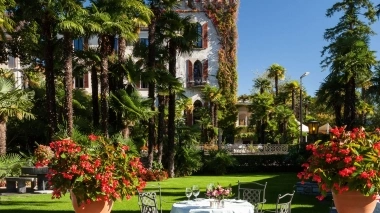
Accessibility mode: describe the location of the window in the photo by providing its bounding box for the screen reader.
[74,38,84,51]
[139,38,149,46]
[195,23,202,48]
[75,76,84,88]
[141,81,148,89]
[75,73,89,88]
[114,37,119,53]
[193,60,202,85]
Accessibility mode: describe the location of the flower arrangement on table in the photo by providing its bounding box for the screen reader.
[47,134,147,206]
[206,183,233,200]
[297,126,380,200]
[34,144,54,167]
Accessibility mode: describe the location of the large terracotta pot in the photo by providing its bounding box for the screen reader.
[332,190,377,213]
[70,191,113,213]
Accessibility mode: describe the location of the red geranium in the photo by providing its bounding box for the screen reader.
[298,126,380,200]
[47,135,147,206]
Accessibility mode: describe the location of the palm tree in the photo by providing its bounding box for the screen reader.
[110,90,155,138]
[156,11,198,177]
[283,80,300,112]
[145,0,178,171]
[0,77,34,154]
[267,63,285,97]
[253,77,271,94]
[57,0,86,137]
[89,0,151,137]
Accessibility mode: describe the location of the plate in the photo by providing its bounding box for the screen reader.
[234,200,246,203]
[177,201,188,204]
[194,198,205,201]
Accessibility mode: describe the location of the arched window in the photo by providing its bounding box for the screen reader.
[193,60,202,85]
[195,23,202,48]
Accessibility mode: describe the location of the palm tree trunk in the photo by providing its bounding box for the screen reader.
[157,94,166,165]
[100,35,111,137]
[0,119,6,155]
[275,76,278,97]
[91,65,100,129]
[147,13,157,170]
[43,15,57,141]
[63,32,73,137]
[167,42,177,178]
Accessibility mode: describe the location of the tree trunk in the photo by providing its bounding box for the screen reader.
[156,94,166,165]
[100,35,112,138]
[167,42,177,178]
[91,65,100,129]
[121,123,130,139]
[275,76,278,97]
[0,119,6,155]
[63,32,73,137]
[43,15,57,141]
[147,13,157,170]
[343,77,356,130]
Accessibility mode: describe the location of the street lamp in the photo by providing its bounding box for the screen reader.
[299,72,310,144]
[307,120,320,143]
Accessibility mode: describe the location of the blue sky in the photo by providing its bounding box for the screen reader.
[237,0,380,97]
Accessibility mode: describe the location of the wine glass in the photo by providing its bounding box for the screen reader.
[192,185,200,200]
[185,187,193,200]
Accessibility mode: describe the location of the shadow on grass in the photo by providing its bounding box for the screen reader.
[229,173,332,213]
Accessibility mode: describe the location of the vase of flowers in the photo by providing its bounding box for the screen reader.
[47,134,147,213]
[206,183,233,208]
[297,126,380,213]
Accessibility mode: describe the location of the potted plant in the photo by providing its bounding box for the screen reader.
[297,126,380,213]
[47,134,147,213]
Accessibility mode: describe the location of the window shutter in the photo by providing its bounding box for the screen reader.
[84,72,89,88]
[202,23,208,48]
[202,59,208,82]
[187,60,193,82]
[187,110,193,126]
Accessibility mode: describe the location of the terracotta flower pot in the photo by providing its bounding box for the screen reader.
[332,190,377,213]
[70,191,113,213]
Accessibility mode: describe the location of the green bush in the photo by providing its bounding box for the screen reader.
[202,149,237,175]
[175,145,203,177]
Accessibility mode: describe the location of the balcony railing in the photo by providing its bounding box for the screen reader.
[200,144,289,155]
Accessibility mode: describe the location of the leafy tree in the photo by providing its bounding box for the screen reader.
[0,77,34,154]
[320,0,378,129]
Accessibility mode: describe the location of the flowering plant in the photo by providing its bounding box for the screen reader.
[298,126,380,200]
[47,134,147,206]
[206,183,233,200]
[34,144,54,167]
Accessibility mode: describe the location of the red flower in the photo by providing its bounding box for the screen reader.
[88,134,98,141]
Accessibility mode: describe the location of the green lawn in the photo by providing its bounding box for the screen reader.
[0,173,331,213]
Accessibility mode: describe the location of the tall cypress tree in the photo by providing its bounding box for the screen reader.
[320,0,378,129]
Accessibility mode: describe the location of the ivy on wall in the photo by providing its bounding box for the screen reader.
[204,0,239,137]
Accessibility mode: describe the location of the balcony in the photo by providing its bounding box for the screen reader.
[187,77,209,88]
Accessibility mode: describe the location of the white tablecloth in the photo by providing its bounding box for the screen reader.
[170,199,255,213]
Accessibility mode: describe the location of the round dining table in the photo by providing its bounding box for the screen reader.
[170,199,255,213]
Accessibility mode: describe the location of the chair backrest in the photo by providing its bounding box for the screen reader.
[275,190,295,213]
[138,184,162,213]
[237,180,267,205]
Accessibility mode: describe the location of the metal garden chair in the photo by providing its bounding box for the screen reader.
[138,183,162,213]
[266,190,295,213]
[238,180,267,213]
